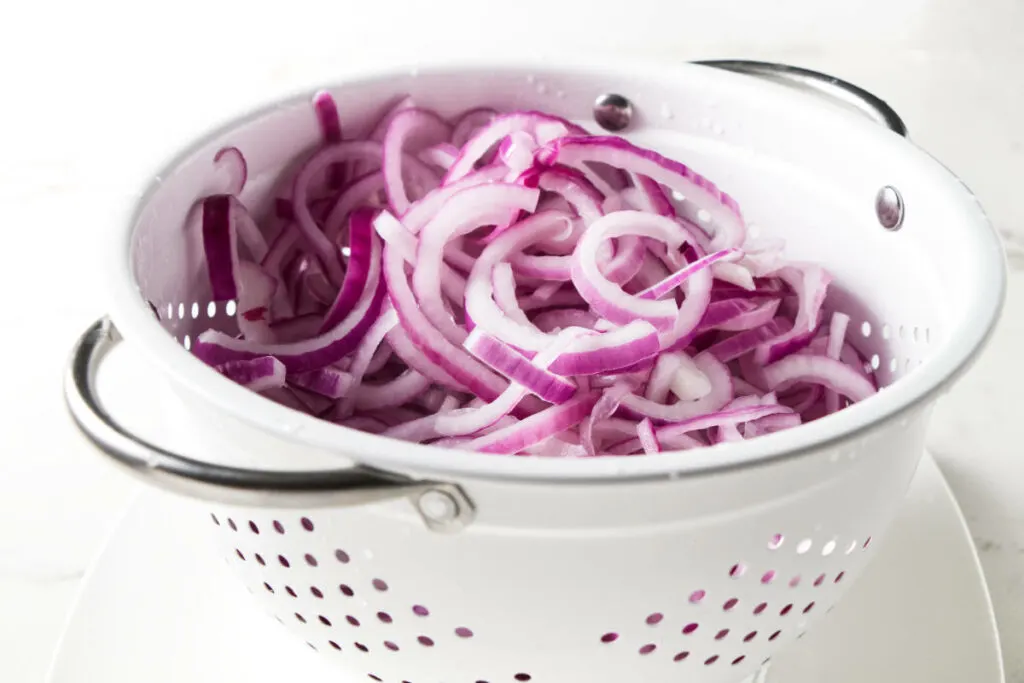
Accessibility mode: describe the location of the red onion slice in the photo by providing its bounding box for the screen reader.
[288,366,353,399]
[215,356,286,392]
[537,135,746,249]
[467,392,600,454]
[383,108,452,214]
[464,328,577,404]
[212,147,248,196]
[762,354,875,402]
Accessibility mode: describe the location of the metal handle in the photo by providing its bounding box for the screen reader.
[697,60,908,137]
[64,317,474,530]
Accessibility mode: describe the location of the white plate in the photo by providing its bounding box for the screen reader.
[47,454,1003,683]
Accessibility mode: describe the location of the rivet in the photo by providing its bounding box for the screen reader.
[875,186,904,230]
[418,489,459,523]
[593,93,634,132]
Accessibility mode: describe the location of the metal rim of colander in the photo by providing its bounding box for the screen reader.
[99,55,1007,483]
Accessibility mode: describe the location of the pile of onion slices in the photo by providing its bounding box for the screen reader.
[188,91,876,457]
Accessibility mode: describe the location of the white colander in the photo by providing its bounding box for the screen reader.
[65,58,1005,683]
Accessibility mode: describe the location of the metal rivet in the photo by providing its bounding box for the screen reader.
[593,93,633,132]
[875,186,904,230]
[418,489,459,523]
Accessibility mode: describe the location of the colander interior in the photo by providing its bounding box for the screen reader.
[116,59,1003,478]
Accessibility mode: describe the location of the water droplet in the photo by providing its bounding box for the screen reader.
[409,67,420,77]
[555,90,566,99]
[363,549,374,560]
[526,74,536,83]
[536,83,548,95]
[660,103,674,119]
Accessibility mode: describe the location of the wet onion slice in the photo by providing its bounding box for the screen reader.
[188,93,876,456]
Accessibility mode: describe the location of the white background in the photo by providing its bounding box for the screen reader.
[1,1,1022,681]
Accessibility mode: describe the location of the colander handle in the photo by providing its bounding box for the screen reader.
[63,317,475,531]
[697,60,908,137]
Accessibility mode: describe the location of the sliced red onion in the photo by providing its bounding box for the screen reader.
[492,263,533,327]
[532,308,598,333]
[418,143,460,170]
[645,352,685,404]
[712,261,756,290]
[313,90,346,188]
[547,320,659,376]
[654,403,793,442]
[397,165,507,236]
[383,108,452,214]
[188,100,877,456]
[638,248,742,301]
[291,141,386,285]
[213,147,248,196]
[234,262,277,343]
[313,90,343,144]
[334,305,399,417]
[498,131,538,174]
[572,211,691,329]
[669,353,713,401]
[465,211,572,350]
[215,356,286,392]
[373,211,467,303]
[824,312,851,414]
[516,164,605,225]
[383,241,508,401]
[601,235,647,285]
[464,328,576,404]
[581,381,633,456]
[509,252,572,281]
[762,354,875,402]
[537,136,746,249]
[697,297,781,334]
[354,369,432,410]
[368,95,417,142]
[636,417,662,454]
[619,352,732,422]
[334,415,389,433]
[384,324,467,390]
[707,320,787,363]
[322,171,387,244]
[202,194,269,301]
[319,207,377,333]
[467,392,599,454]
[630,175,675,217]
[749,412,802,435]
[270,313,322,343]
[754,265,832,364]
[288,366,353,399]
[445,111,582,183]
[194,229,385,372]
[451,107,498,147]
[414,184,540,345]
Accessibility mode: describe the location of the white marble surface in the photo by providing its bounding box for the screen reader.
[0,1,1022,681]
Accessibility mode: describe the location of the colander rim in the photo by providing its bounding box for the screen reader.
[104,55,1007,483]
